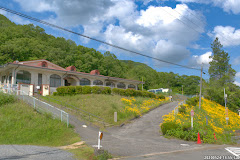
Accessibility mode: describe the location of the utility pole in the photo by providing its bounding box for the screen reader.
[142,77,143,91]
[199,64,203,109]
[224,88,228,125]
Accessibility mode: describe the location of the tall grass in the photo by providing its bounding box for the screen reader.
[0,100,80,146]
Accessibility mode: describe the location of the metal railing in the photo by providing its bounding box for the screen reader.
[2,87,69,127]
[41,96,111,127]
[174,100,185,115]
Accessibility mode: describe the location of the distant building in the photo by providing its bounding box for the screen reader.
[0,59,144,96]
[148,88,171,94]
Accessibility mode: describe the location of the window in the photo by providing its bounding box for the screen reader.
[128,84,135,89]
[42,62,47,67]
[80,78,90,86]
[106,82,115,87]
[38,74,42,86]
[117,83,126,89]
[50,74,61,87]
[16,70,31,84]
[8,74,12,84]
[93,80,103,86]
[2,76,5,84]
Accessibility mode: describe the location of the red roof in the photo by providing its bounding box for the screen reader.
[8,59,143,83]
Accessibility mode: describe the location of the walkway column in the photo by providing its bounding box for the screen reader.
[11,71,15,85]
[90,79,93,86]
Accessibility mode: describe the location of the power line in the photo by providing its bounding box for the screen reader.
[0,6,201,71]
[160,6,203,35]
[160,4,237,48]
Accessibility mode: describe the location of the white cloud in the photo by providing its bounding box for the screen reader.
[0,10,30,25]
[14,0,56,12]
[14,0,114,27]
[13,0,206,65]
[233,56,240,65]
[234,81,240,86]
[209,26,240,47]
[190,52,213,68]
[236,72,240,78]
[176,0,240,14]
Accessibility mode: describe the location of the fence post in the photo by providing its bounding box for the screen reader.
[67,114,69,127]
[61,111,63,122]
[33,98,36,109]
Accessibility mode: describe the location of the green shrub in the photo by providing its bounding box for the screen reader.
[181,123,191,131]
[0,92,16,106]
[112,88,121,95]
[53,92,58,96]
[55,85,161,98]
[124,89,136,96]
[56,86,68,96]
[82,86,92,94]
[157,95,165,99]
[178,105,186,114]
[75,86,82,94]
[186,97,199,106]
[97,150,112,160]
[101,87,111,94]
[67,86,76,95]
[166,128,198,141]
[161,121,180,135]
[92,86,101,94]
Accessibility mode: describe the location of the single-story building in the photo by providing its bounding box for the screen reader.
[0,59,144,96]
[148,88,171,93]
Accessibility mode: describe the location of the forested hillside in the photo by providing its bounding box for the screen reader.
[0,15,200,94]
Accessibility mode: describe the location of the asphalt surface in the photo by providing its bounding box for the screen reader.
[0,145,74,160]
[1,101,235,160]
[70,101,220,158]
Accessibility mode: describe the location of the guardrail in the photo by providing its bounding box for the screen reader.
[2,87,69,127]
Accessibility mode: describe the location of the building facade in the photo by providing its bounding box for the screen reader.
[0,60,144,95]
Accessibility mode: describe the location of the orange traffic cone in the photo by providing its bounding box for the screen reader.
[197,132,201,144]
[214,133,217,141]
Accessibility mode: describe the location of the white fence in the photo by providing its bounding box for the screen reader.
[1,86,69,127]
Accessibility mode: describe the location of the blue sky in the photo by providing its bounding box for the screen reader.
[0,0,240,84]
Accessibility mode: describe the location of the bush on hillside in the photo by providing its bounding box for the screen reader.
[161,121,180,135]
[75,86,82,94]
[0,92,16,106]
[91,86,102,94]
[112,88,164,99]
[178,105,186,114]
[186,96,199,106]
[82,86,92,94]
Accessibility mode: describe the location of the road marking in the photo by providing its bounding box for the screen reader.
[180,144,190,147]
[82,125,87,128]
[225,147,240,157]
[114,145,225,159]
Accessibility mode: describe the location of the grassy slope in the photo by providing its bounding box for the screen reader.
[0,101,80,146]
[0,99,99,160]
[162,98,240,144]
[43,94,169,126]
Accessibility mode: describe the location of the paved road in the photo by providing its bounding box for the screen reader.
[122,145,240,160]
[70,101,219,158]
[0,145,74,160]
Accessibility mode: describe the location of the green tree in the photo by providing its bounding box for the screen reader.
[208,37,236,85]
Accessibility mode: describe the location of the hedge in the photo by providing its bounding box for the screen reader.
[55,86,111,96]
[111,88,165,99]
[55,86,165,99]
